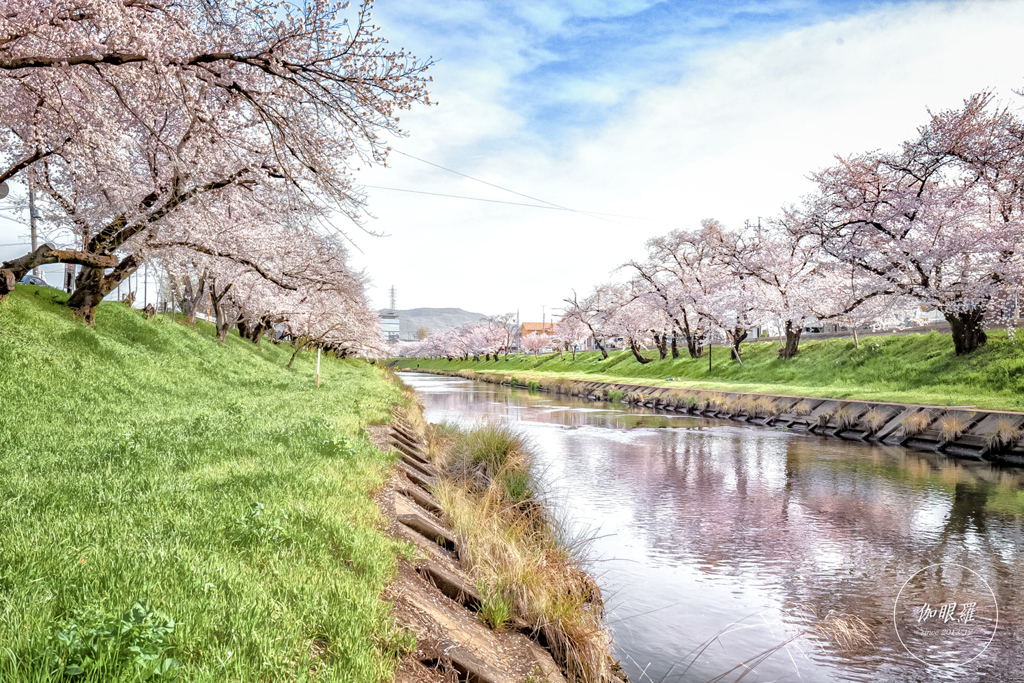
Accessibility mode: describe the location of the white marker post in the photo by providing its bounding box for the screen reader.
[316,347,321,387]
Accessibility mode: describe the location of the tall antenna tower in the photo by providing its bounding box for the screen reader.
[389,285,397,314]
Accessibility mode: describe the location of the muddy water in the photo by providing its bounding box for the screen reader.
[400,372,1024,683]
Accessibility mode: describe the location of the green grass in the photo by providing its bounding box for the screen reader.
[0,286,410,682]
[395,331,1024,411]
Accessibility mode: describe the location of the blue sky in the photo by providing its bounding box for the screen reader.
[4,0,1024,317]
[348,0,1024,317]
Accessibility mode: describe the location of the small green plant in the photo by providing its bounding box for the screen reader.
[477,581,513,631]
[526,380,541,391]
[500,468,533,504]
[606,389,624,402]
[48,603,180,679]
[510,376,520,386]
[226,502,292,547]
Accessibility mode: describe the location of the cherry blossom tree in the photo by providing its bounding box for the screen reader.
[520,332,549,355]
[799,93,1024,354]
[0,0,432,324]
[562,286,617,359]
[556,316,590,361]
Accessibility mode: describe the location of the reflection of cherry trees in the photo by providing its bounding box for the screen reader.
[404,373,1024,683]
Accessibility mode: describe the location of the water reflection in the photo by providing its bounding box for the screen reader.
[400,373,1024,683]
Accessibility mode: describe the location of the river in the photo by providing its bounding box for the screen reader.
[399,372,1024,683]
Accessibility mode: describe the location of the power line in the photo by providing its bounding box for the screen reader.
[364,185,582,211]
[393,150,572,211]
[391,149,648,222]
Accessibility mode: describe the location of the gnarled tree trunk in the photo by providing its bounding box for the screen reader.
[729,327,748,363]
[629,340,652,364]
[1,245,119,306]
[778,320,802,359]
[66,255,140,324]
[944,309,987,355]
[670,333,679,359]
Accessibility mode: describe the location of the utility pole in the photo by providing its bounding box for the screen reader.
[28,184,38,276]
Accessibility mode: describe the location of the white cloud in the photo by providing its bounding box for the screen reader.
[352,0,1024,320]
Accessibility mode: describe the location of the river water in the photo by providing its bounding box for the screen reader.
[400,372,1024,683]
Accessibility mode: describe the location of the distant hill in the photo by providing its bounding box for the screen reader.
[380,307,488,341]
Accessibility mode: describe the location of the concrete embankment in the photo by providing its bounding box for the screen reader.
[377,411,623,683]
[403,369,1024,466]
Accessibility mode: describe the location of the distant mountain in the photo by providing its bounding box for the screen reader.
[380,307,488,341]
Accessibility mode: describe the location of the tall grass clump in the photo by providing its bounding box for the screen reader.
[427,423,612,682]
[860,408,888,434]
[0,287,409,682]
[939,412,972,442]
[988,417,1023,449]
[899,411,933,437]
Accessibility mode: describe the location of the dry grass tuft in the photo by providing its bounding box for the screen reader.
[797,606,873,652]
[832,405,857,430]
[794,400,816,416]
[742,395,780,417]
[987,417,1023,449]
[429,424,613,682]
[860,408,888,434]
[939,412,971,442]
[898,411,932,437]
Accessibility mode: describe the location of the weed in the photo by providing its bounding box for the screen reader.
[939,413,971,442]
[606,389,624,403]
[899,411,933,437]
[477,581,513,631]
[861,408,888,434]
[47,603,180,679]
[527,380,541,391]
[794,400,816,416]
[987,418,1023,449]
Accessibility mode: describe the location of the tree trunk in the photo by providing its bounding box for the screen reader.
[778,320,802,360]
[670,333,679,359]
[944,309,988,355]
[629,340,652,364]
[66,256,140,324]
[209,279,234,341]
[730,327,748,363]
[686,332,704,359]
[852,326,859,350]
[287,336,309,368]
[594,337,609,359]
[653,331,668,360]
[0,245,118,301]
[181,275,207,325]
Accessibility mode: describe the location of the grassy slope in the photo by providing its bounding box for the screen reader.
[395,331,1024,411]
[0,287,409,682]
